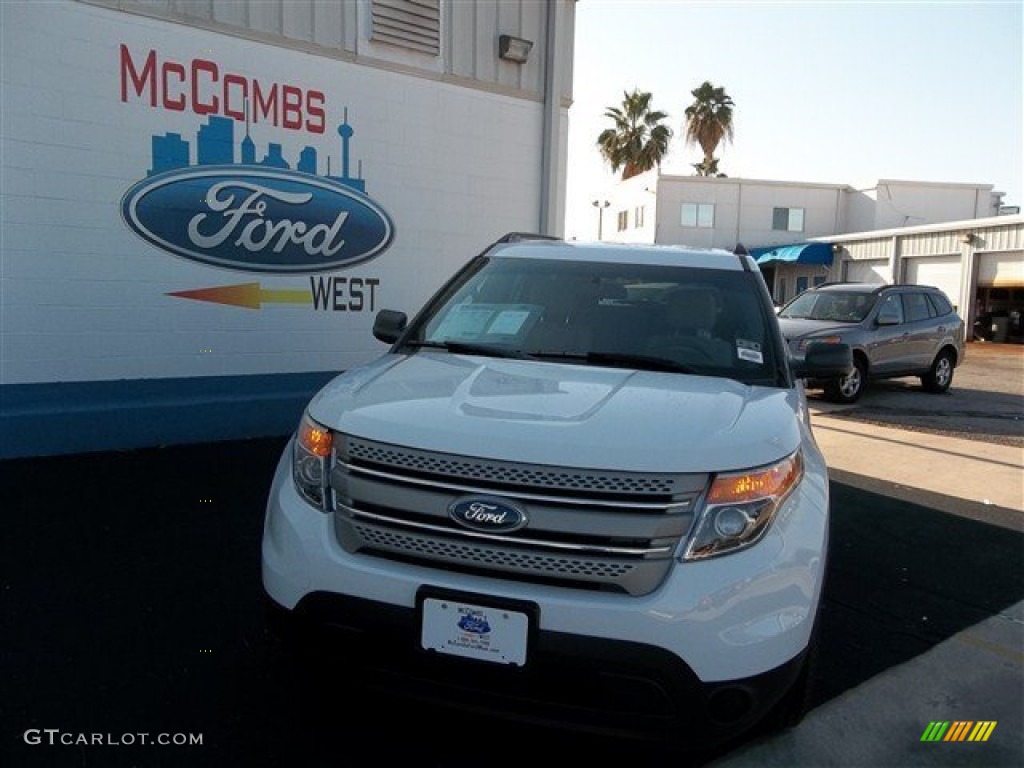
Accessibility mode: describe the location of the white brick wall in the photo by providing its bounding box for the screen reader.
[1,0,552,385]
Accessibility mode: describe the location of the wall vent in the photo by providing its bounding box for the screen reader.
[372,0,440,56]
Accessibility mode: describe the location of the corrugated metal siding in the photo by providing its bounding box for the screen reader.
[844,240,891,260]
[977,224,1024,251]
[311,2,356,52]
[448,1,546,93]
[93,0,355,52]
[371,0,440,55]
[901,231,960,257]
[84,0,550,98]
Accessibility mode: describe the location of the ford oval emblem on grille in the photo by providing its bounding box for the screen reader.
[448,496,528,533]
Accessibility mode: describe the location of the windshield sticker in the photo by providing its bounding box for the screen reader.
[736,339,763,364]
[432,305,495,340]
[488,310,532,336]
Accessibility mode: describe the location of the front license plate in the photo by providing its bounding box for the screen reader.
[420,597,529,667]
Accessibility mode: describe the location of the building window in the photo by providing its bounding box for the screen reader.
[813,275,828,287]
[796,276,809,295]
[372,0,441,55]
[617,211,628,231]
[776,278,787,304]
[681,203,714,228]
[635,206,645,228]
[772,207,805,232]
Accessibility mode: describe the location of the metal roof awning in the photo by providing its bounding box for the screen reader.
[751,242,834,266]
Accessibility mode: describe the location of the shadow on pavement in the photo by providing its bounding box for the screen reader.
[821,387,1024,442]
[1,438,1021,766]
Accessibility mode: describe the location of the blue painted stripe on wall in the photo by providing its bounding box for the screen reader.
[0,371,340,459]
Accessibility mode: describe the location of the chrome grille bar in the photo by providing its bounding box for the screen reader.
[340,435,699,497]
[341,504,673,556]
[338,461,693,512]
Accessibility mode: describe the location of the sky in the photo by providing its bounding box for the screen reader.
[563,0,1024,240]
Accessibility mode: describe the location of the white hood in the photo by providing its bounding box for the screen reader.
[307,352,802,473]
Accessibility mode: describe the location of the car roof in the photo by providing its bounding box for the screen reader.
[808,282,942,295]
[809,282,884,294]
[489,236,752,272]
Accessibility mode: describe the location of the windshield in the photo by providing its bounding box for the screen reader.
[404,257,780,386]
[779,290,877,323]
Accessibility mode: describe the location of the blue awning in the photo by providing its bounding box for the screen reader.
[750,242,834,266]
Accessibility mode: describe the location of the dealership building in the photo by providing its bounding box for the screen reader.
[602,171,1023,342]
[3,1,1019,462]
[0,0,577,458]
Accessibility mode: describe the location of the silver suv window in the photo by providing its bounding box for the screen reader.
[779,290,877,322]
[903,292,932,323]
[927,291,954,315]
[876,293,904,324]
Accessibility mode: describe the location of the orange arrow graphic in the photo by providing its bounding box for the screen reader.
[167,283,312,309]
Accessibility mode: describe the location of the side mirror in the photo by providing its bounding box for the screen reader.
[791,342,853,379]
[373,309,407,344]
[876,313,900,326]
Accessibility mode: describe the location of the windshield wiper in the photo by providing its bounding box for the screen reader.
[532,351,695,374]
[405,340,530,359]
[587,352,696,373]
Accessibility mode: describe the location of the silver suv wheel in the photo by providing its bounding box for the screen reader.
[839,368,860,398]
[922,350,955,393]
[825,357,866,404]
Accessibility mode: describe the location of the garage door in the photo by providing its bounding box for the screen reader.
[843,259,888,283]
[904,255,963,310]
[978,251,1024,286]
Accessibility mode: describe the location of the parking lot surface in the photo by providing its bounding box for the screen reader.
[2,343,1021,767]
[811,341,1024,448]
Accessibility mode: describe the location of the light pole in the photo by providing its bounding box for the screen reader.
[592,199,610,240]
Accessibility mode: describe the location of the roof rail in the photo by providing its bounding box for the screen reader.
[496,232,563,244]
[814,281,893,294]
[732,242,752,271]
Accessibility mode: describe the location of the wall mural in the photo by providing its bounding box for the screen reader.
[118,45,393,311]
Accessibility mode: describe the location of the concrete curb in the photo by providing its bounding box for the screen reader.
[709,602,1024,768]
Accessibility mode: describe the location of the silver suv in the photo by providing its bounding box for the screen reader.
[777,282,966,403]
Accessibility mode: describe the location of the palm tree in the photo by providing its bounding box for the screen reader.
[691,157,724,177]
[683,81,735,177]
[596,89,672,180]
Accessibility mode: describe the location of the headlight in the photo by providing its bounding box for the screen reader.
[292,413,333,511]
[798,335,841,351]
[683,451,803,561]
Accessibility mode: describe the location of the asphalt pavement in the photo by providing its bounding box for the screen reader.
[2,344,1022,768]
[706,356,1024,768]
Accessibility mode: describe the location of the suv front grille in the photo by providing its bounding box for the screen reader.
[352,523,636,579]
[346,438,682,496]
[331,436,707,596]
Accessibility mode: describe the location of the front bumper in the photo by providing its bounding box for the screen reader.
[262,436,829,738]
[265,588,808,744]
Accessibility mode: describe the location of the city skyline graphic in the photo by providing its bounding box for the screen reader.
[148,109,366,193]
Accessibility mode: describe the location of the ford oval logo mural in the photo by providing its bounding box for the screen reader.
[449,496,528,533]
[121,166,394,273]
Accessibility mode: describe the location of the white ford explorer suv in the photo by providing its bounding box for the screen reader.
[262,234,852,748]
